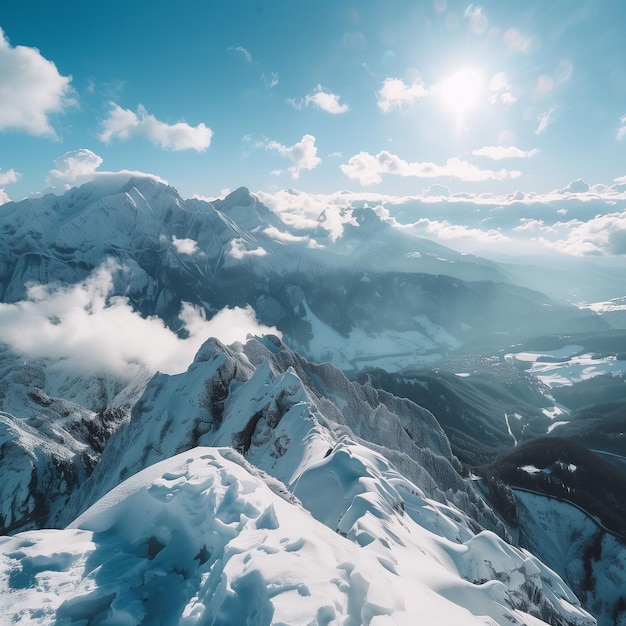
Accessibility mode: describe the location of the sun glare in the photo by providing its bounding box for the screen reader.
[439,67,485,119]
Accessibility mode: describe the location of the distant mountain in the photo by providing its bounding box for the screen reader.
[0,177,618,624]
[0,177,606,373]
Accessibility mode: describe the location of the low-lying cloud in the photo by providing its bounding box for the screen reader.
[46,149,168,194]
[0,263,279,378]
[256,180,626,257]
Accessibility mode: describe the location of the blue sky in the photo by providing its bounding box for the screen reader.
[1,0,626,203]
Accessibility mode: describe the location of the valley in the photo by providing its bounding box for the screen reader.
[0,178,623,625]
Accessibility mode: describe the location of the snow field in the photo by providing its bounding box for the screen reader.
[0,445,596,625]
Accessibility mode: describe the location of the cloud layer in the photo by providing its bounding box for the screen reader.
[340,151,520,186]
[0,263,279,378]
[257,180,626,257]
[46,149,168,192]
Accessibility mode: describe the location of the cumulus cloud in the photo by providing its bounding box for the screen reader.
[0,28,75,137]
[0,262,279,378]
[266,134,321,179]
[0,167,20,204]
[99,103,213,151]
[228,239,268,260]
[340,151,521,186]
[255,185,626,256]
[171,237,199,255]
[377,77,431,112]
[617,114,626,141]
[49,149,104,182]
[540,210,626,256]
[289,85,349,114]
[472,146,538,160]
[0,168,19,185]
[535,105,558,135]
[46,149,168,192]
[558,178,590,194]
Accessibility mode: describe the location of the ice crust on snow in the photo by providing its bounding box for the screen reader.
[1,448,595,625]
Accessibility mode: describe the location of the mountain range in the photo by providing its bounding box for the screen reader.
[0,175,624,625]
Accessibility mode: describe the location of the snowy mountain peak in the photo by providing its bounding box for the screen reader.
[351,205,389,230]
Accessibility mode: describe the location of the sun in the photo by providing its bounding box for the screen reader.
[439,67,485,120]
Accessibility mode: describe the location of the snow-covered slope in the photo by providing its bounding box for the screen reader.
[0,343,151,534]
[515,490,626,626]
[0,447,595,625]
[58,335,502,536]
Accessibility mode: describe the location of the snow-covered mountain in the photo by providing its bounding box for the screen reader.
[0,447,595,625]
[0,338,596,625]
[0,176,606,373]
[0,175,623,624]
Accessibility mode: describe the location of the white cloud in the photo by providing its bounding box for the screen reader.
[0,167,19,204]
[557,178,589,194]
[617,114,626,140]
[254,188,365,240]
[99,103,213,151]
[255,186,626,256]
[472,146,539,160]
[46,149,168,192]
[0,168,19,185]
[172,237,199,255]
[262,71,279,88]
[340,151,521,186]
[262,226,322,248]
[228,239,268,260]
[535,105,558,135]
[539,210,626,256]
[301,85,349,114]
[228,46,252,63]
[0,28,75,137]
[415,218,510,243]
[0,262,279,378]
[487,72,517,106]
[266,134,321,179]
[49,149,103,182]
[377,77,431,112]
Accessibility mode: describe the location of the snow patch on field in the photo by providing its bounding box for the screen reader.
[506,346,626,388]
